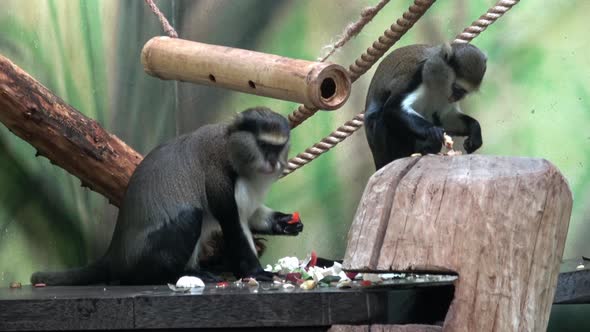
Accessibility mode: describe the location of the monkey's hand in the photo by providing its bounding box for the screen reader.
[272,212,304,236]
[421,126,445,153]
[464,130,483,153]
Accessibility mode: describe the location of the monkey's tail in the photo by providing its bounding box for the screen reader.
[30,256,110,286]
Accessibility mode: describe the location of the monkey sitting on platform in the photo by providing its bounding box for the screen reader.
[31,107,303,285]
[364,43,487,170]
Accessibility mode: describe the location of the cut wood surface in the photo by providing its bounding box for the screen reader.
[141,36,351,110]
[0,54,142,206]
[343,155,573,332]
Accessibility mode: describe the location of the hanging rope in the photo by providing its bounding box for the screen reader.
[144,0,179,38]
[282,0,520,177]
[318,0,391,62]
[453,0,520,43]
[288,0,435,129]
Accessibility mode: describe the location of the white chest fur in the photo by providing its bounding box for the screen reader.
[234,175,275,254]
[401,84,455,122]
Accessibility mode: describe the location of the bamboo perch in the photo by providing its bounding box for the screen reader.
[0,54,142,207]
[141,37,352,110]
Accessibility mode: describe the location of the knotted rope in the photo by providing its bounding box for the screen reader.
[144,0,178,38]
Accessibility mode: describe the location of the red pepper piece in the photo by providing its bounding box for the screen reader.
[360,280,372,287]
[308,250,317,268]
[285,272,302,283]
[287,211,300,224]
[345,272,358,280]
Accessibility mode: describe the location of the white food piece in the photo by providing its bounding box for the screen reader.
[443,133,454,149]
[338,271,351,281]
[176,276,205,288]
[337,279,352,289]
[247,278,259,287]
[411,153,422,157]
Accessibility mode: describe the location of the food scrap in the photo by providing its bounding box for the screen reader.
[247,278,259,287]
[33,283,46,288]
[9,282,22,289]
[300,280,317,290]
[443,133,454,149]
[287,212,301,224]
[216,281,230,289]
[440,133,463,156]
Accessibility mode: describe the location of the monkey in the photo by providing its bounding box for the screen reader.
[364,43,487,170]
[31,107,303,285]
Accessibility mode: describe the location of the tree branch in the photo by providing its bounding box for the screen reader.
[0,54,143,207]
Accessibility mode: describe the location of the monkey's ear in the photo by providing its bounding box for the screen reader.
[439,43,453,61]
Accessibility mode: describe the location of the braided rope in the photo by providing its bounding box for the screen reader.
[283,0,520,177]
[283,114,365,177]
[318,0,391,62]
[144,0,179,38]
[453,0,520,43]
[288,0,435,129]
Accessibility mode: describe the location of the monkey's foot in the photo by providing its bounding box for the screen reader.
[247,269,275,281]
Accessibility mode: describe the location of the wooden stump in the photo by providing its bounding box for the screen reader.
[343,155,573,332]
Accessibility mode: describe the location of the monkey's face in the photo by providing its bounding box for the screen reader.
[448,43,487,103]
[228,107,291,179]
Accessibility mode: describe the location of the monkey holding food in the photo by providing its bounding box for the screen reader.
[364,43,487,170]
[31,107,303,285]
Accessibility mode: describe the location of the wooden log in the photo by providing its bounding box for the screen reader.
[141,36,351,110]
[0,54,142,206]
[343,155,573,332]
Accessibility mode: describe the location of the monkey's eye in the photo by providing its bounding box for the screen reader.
[257,141,283,154]
[451,83,467,101]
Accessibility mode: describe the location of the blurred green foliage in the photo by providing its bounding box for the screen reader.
[0,0,588,299]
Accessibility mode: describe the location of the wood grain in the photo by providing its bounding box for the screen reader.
[343,155,573,332]
[0,54,142,206]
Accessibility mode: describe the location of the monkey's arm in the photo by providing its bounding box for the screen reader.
[436,107,482,153]
[248,206,303,236]
[383,95,445,143]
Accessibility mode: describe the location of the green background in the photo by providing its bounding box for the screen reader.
[0,1,588,323]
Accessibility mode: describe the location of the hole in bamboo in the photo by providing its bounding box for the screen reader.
[208,74,216,82]
[248,80,256,89]
[320,78,336,99]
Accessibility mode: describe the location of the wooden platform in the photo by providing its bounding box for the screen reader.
[0,279,454,331]
[1,260,588,331]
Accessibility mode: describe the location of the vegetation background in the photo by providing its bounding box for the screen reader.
[0,1,588,329]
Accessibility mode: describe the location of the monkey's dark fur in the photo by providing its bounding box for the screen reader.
[31,107,302,285]
[365,43,487,170]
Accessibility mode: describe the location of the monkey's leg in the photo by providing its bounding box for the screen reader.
[365,105,415,169]
[210,192,273,280]
[117,208,204,285]
[248,206,303,236]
